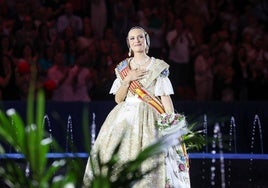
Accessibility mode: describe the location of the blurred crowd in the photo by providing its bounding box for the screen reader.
[0,0,267,101]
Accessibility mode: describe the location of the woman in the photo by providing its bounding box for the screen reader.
[83,26,190,188]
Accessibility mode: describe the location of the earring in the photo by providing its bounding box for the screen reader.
[128,48,132,57]
[145,47,149,54]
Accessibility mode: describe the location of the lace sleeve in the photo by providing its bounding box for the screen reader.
[109,78,121,95]
[155,76,174,96]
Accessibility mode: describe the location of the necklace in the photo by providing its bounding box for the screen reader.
[132,57,150,70]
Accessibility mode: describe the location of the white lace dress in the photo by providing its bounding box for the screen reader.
[83,57,191,188]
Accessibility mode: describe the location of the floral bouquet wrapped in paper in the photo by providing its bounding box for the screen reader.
[156,113,189,138]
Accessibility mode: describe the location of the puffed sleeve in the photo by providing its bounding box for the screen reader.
[155,69,174,96]
[109,78,121,95]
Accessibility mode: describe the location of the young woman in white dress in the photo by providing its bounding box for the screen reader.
[83,26,191,188]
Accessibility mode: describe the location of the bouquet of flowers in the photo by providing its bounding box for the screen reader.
[156,113,189,137]
[156,112,205,152]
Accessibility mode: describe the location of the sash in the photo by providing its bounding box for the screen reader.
[117,60,165,114]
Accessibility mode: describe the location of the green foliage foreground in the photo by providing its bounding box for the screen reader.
[0,89,84,187]
[0,87,204,188]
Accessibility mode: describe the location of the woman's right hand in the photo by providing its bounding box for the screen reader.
[124,69,148,82]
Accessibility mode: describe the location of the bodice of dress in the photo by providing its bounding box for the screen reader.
[110,57,174,98]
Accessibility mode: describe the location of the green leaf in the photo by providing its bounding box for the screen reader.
[25,124,38,177]
[6,109,26,152]
[92,176,111,188]
[38,137,52,173]
[36,90,45,141]
[0,161,31,187]
[42,159,66,183]
[182,130,205,151]
[0,110,17,146]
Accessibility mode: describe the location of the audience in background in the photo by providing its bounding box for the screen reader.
[0,0,267,101]
[65,55,92,102]
[166,18,196,99]
[194,44,214,101]
[46,52,69,101]
[56,2,83,36]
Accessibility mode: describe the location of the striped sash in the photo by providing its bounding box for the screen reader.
[117,60,165,114]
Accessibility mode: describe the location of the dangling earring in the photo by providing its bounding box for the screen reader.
[128,48,132,57]
[145,47,149,54]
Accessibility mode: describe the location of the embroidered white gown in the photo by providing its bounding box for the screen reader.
[83,57,191,188]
